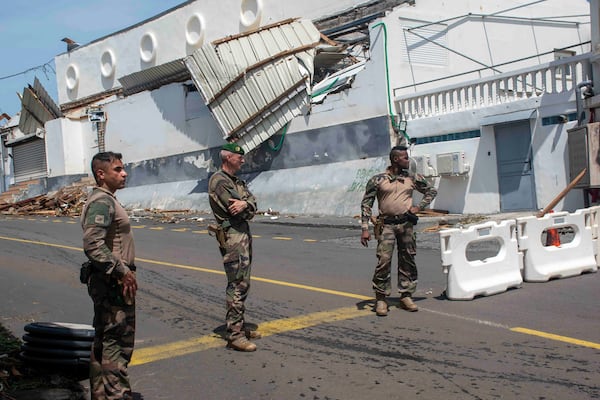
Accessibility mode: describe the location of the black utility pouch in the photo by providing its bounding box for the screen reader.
[80,261,92,284]
[405,211,419,225]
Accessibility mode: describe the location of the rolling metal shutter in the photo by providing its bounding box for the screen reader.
[12,138,47,182]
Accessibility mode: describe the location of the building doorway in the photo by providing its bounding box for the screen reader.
[494,120,537,211]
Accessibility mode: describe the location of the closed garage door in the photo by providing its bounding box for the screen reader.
[12,138,47,183]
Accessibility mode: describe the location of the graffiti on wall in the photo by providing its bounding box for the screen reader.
[347,167,380,192]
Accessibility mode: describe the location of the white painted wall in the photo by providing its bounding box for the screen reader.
[45,118,92,177]
[408,95,585,214]
[102,83,223,163]
[54,0,371,105]
[385,0,591,96]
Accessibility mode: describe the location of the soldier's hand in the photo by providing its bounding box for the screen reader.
[360,230,371,247]
[121,270,137,299]
[409,206,420,214]
[228,198,247,216]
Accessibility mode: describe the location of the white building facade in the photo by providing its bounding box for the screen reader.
[38,0,594,216]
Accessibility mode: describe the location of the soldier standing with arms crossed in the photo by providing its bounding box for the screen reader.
[360,145,437,316]
[208,143,260,351]
[81,152,138,399]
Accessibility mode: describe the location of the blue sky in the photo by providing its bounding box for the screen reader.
[0,0,185,120]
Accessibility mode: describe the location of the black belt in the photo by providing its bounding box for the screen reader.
[382,216,407,225]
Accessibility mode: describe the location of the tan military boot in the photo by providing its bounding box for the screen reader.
[399,296,418,312]
[375,294,388,316]
[245,330,262,340]
[228,336,257,352]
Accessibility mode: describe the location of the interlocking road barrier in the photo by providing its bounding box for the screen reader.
[516,209,598,282]
[440,220,523,300]
[590,205,600,266]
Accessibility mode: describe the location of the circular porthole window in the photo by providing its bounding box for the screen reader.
[140,32,157,63]
[100,50,116,78]
[186,13,206,47]
[240,0,262,31]
[65,64,79,90]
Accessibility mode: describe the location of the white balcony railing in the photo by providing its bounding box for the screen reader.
[394,53,592,121]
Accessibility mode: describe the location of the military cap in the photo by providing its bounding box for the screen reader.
[222,143,245,155]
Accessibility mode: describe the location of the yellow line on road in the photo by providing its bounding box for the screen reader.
[132,225,146,229]
[511,327,600,349]
[272,236,292,240]
[149,227,164,231]
[0,236,81,251]
[171,228,188,232]
[131,305,370,366]
[303,239,318,242]
[192,230,208,234]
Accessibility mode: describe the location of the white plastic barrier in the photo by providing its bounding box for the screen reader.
[440,220,523,300]
[590,205,600,266]
[516,209,598,282]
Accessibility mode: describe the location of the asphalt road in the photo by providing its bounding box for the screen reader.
[0,215,598,399]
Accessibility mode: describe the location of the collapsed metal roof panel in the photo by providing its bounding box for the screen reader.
[18,77,62,134]
[118,59,190,96]
[184,18,321,153]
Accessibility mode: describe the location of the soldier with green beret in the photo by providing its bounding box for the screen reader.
[208,142,260,351]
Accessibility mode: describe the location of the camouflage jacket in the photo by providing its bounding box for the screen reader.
[81,187,135,279]
[208,170,257,228]
[361,167,437,230]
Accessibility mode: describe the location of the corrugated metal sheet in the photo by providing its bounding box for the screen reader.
[32,77,62,119]
[118,59,190,96]
[18,78,61,134]
[184,18,321,153]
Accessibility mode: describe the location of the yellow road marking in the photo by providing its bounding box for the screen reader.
[171,228,188,232]
[0,235,598,352]
[303,239,317,242]
[149,227,164,231]
[131,306,370,366]
[511,327,600,349]
[132,225,146,229]
[0,236,80,251]
[272,236,292,240]
[252,234,262,238]
[192,230,208,234]
[52,220,62,223]
[66,221,77,224]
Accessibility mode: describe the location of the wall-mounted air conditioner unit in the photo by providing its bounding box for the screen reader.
[436,151,470,176]
[411,155,437,177]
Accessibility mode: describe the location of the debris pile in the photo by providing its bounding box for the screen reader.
[0,184,91,217]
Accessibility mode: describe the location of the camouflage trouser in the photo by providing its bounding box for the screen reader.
[219,224,252,341]
[88,272,136,400]
[373,222,418,297]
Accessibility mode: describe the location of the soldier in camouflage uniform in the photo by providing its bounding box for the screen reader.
[360,145,437,316]
[81,152,138,400]
[208,143,259,352]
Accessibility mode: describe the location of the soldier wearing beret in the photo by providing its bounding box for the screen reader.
[208,143,260,351]
[81,151,138,399]
[360,145,437,316]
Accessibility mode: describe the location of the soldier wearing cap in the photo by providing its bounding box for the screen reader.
[360,145,437,316]
[208,143,260,351]
[81,151,138,399]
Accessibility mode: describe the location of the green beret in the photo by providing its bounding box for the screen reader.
[222,143,245,155]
